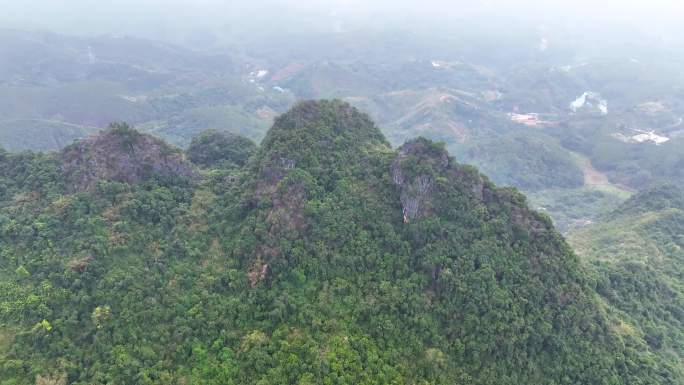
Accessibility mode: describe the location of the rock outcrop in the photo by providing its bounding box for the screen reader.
[390,137,448,221]
[391,137,551,236]
[60,123,195,191]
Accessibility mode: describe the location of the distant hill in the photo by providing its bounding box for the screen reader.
[568,184,684,373]
[0,119,96,151]
[0,29,292,149]
[1,28,684,236]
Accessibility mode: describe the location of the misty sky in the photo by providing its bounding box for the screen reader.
[0,0,682,45]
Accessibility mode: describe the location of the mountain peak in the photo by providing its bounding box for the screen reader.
[258,100,388,162]
[253,100,390,190]
[60,123,195,191]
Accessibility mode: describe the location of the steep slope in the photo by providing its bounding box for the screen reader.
[0,101,678,384]
[568,184,684,371]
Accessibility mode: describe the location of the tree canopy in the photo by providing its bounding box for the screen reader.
[0,101,678,384]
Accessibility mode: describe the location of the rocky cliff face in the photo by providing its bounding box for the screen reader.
[60,123,195,191]
[391,138,448,221]
[391,137,552,238]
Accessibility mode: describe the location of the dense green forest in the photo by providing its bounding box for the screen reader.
[569,184,684,374]
[0,101,679,384]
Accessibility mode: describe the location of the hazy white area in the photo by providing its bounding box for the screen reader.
[571,92,608,115]
[508,113,549,127]
[613,130,671,145]
[631,130,671,145]
[1,0,683,48]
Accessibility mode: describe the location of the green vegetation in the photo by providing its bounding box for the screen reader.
[527,187,627,233]
[463,134,585,191]
[0,30,294,152]
[559,123,684,189]
[0,120,97,152]
[3,29,683,210]
[187,130,257,168]
[0,101,679,384]
[568,184,684,376]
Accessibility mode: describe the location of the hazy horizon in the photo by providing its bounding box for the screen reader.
[1,0,683,48]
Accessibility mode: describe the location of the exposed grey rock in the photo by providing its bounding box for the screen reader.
[60,124,195,191]
[391,138,447,222]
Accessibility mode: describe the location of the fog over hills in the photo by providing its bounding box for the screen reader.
[2,0,684,49]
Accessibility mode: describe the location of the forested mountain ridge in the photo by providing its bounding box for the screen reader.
[0,100,678,384]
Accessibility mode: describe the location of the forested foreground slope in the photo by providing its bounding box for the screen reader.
[0,101,678,384]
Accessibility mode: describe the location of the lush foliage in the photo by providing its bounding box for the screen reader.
[0,101,679,384]
[569,184,684,376]
[527,187,626,233]
[463,134,585,191]
[187,129,257,168]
